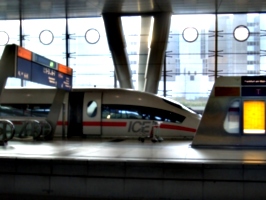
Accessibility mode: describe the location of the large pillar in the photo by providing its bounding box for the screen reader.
[144,13,171,94]
[138,16,152,91]
[102,13,133,89]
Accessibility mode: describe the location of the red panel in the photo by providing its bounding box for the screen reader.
[215,87,240,96]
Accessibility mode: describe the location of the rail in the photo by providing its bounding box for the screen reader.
[17,119,52,140]
[0,119,15,145]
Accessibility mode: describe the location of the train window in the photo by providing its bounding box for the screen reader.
[110,109,122,119]
[102,104,185,123]
[127,111,142,119]
[102,106,142,119]
[102,108,110,119]
[0,104,50,117]
[152,110,185,123]
[223,100,240,134]
[87,101,97,118]
[0,105,26,117]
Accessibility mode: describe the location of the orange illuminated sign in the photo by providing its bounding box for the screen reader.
[58,64,73,76]
[17,46,32,61]
[243,100,265,134]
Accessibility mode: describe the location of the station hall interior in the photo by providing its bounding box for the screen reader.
[3,1,266,200]
[1,0,266,113]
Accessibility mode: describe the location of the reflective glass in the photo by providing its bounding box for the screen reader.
[163,15,215,111]
[0,31,9,46]
[259,14,266,73]
[68,18,115,88]
[0,20,20,87]
[1,14,266,112]
[0,20,20,57]
[217,14,261,76]
[22,19,66,64]
[121,16,141,90]
[21,19,66,88]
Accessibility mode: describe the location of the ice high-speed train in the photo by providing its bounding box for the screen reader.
[0,88,201,139]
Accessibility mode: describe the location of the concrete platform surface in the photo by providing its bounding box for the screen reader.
[1,138,266,164]
[2,138,266,199]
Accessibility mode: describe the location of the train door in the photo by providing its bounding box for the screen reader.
[67,92,84,137]
[83,91,102,135]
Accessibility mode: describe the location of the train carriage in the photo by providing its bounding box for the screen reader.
[0,88,201,139]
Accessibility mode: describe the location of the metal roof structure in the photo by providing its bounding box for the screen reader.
[0,0,265,20]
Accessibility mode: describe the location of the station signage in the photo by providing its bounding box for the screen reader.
[15,46,73,90]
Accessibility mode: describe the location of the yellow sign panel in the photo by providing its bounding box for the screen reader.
[243,101,265,134]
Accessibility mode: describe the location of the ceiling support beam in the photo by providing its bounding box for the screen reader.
[102,13,133,89]
[138,16,152,91]
[144,12,171,94]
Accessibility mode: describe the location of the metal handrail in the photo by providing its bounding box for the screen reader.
[38,119,52,140]
[17,119,52,140]
[0,119,15,143]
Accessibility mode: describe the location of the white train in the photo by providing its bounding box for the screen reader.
[0,88,201,139]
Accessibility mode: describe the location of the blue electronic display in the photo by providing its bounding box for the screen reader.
[31,63,57,87]
[32,54,57,69]
[17,57,31,80]
[57,72,72,91]
[242,87,266,96]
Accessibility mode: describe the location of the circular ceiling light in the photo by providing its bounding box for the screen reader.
[85,28,100,44]
[234,25,250,42]
[39,30,54,45]
[182,27,198,43]
[0,31,9,46]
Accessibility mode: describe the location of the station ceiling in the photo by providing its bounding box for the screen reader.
[0,0,265,20]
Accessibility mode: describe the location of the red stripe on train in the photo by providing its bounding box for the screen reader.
[57,121,127,127]
[101,121,127,127]
[160,124,197,133]
[83,121,101,126]
[57,121,196,132]
[83,121,127,127]
[57,121,68,125]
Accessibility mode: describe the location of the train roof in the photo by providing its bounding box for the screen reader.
[1,87,197,115]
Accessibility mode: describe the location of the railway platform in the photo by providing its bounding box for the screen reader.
[1,137,266,199]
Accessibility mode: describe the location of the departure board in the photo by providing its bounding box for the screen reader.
[31,63,57,87]
[57,72,72,90]
[15,45,73,90]
[17,57,31,80]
